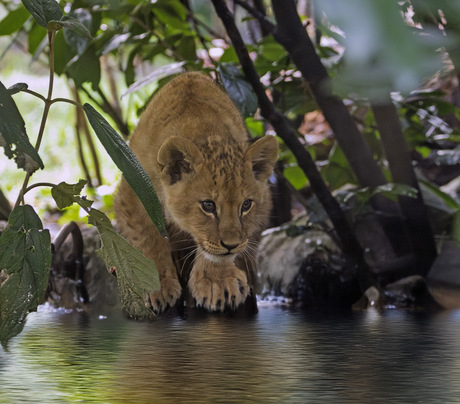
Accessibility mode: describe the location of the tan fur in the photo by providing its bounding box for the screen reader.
[114,72,278,312]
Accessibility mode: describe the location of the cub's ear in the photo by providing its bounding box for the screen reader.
[157,136,202,185]
[246,136,279,181]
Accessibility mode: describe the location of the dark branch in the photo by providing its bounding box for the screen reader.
[372,100,437,275]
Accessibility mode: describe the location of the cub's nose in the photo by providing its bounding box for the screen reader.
[220,241,239,252]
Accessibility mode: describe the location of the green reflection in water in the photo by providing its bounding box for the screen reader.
[1,305,460,403]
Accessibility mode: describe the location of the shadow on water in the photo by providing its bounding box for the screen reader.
[1,304,460,403]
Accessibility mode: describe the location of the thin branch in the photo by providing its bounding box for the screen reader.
[15,31,56,208]
[22,88,46,102]
[24,182,56,194]
[50,97,83,108]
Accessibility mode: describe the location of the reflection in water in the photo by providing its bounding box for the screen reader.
[1,305,460,403]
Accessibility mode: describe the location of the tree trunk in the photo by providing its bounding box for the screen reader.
[372,101,438,276]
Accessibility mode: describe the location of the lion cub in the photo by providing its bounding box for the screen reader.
[115,72,278,313]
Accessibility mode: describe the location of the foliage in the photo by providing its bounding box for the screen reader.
[0,82,43,173]
[0,1,165,349]
[0,0,460,345]
[0,205,51,349]
[87,209,160,320]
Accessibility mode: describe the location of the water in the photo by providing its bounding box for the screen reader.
[1,303,460,403]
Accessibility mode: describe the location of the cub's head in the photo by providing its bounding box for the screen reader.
[157,135,278,262]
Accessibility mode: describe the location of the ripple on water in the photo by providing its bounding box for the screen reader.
[1,306,460,403]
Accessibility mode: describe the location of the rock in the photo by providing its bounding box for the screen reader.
[353,276,438,310]
[384,275,436,308]
[257,214,361,308]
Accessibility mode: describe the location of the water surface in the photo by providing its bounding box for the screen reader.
[1,304,460,403]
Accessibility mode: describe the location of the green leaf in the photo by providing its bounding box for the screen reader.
[220,46,238,63]
[83,104,166,236]
[66,45,101,89]
[272,78,317,116]
[63,9,93,55]
[28,21,47,55]
[321,144,357,189]
[47,16,92,40]
[218,63,258,118]
[87,209,159,320]
[0,205,51,349]
[284,165,308,190]
[21,0,63,29]
[53,29,74,75]
[420,179,460,212]
[51,180,93,210]
[245,117,265,138]
[371,183,418,201]
[152,0,188,30]
[122,61,186,96]
[176,35,196,61]
[0,5,30,36]
[0,81,44,173]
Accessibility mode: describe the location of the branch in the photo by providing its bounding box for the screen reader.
[211,0,371,289]
[372,100,437,275]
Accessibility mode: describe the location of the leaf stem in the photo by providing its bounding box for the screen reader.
[23,182,56,195]
[22,88,83,109]
[22,88,46,102]
[50,97,83,108]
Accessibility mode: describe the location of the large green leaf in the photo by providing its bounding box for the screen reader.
[218,63,258,118]
[152,0,188,30]
[66,45,101,89]
[21,0,63,29]
[0,205,51,350]
[0,81,44,173]
[0,5,30,36]
[53,29,74,76]
[87,209,160,320]
[63,9,94,55]
[83,104,166,236]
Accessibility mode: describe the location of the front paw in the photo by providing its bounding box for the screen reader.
[188,263,249,312]
[146,277,182,315]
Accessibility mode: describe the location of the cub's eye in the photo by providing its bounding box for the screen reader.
[241,199,253,214]
[201,200,216,214]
